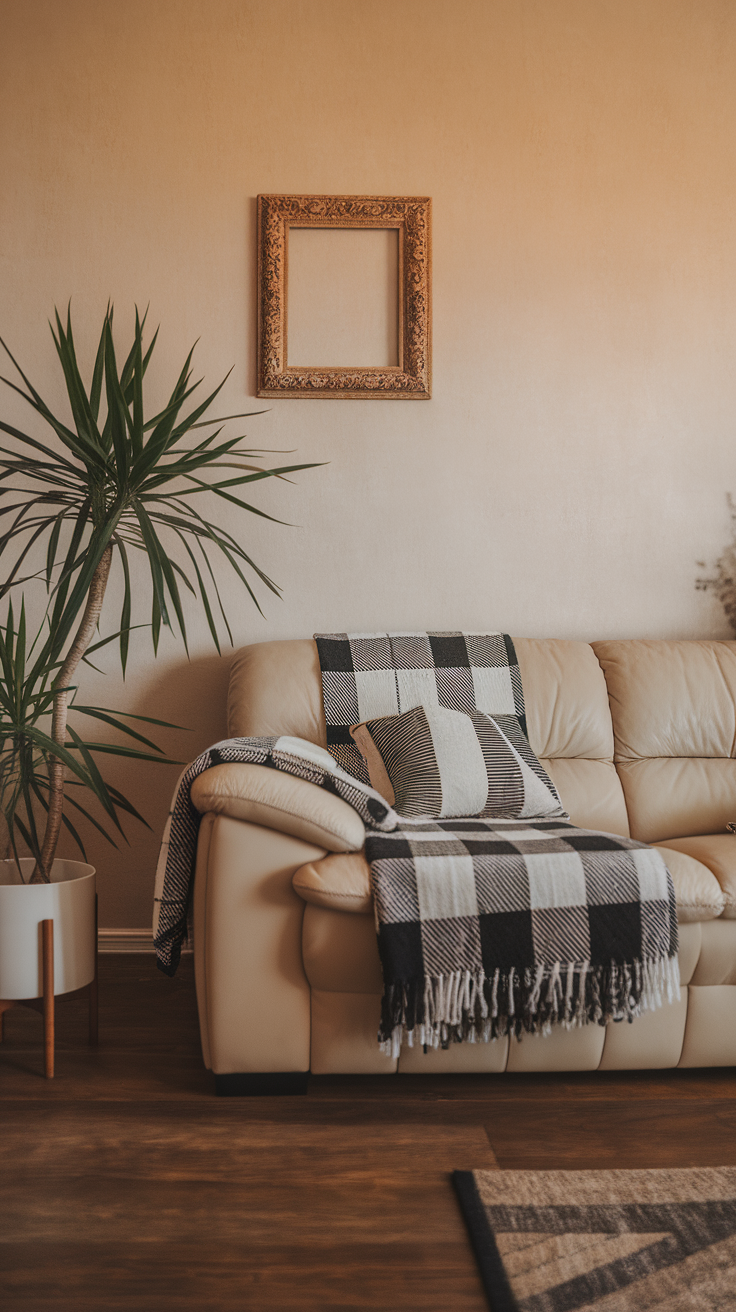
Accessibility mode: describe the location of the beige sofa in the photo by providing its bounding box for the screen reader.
[190,637,736,1093]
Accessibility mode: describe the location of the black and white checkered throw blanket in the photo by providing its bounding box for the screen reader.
[316,632,680,1053]
[365,817,679,1054]
[152,735,396,975]
[314,629,527,783]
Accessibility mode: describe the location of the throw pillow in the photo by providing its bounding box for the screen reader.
[350,703,565,820]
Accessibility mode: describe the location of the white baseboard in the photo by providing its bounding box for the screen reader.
[98,928,154,953]
[97,928,192,953]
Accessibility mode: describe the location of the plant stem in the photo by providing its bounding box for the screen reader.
[31,546,113,883]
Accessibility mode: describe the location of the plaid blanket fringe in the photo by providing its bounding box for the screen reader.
[379,954,682,1058]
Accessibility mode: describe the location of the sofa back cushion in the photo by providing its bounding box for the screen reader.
[228,639,327,746]
[592,639,736,843]
[514,638,630,835]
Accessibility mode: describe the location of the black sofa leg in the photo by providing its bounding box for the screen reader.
[214,1072,309,1096]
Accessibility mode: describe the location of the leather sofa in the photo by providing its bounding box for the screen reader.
[189,637,736,1091]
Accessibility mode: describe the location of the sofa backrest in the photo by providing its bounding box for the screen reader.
[227,636,736,843]
[593,640,736,843]
[513,638,629,835]
[228,636,629,835]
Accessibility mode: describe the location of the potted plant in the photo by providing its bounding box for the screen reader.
[0,305,317,1067]
[0,595,163,1038]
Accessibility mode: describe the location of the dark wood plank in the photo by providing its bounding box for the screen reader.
[1,1242,488,1311]
[484,1099,736,1170]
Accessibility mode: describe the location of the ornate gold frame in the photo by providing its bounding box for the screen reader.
[257,195,431,399]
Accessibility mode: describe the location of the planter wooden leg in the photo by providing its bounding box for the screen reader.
[0,999,16,1043]
[88,894,98,1047]
[42,919,54,1079]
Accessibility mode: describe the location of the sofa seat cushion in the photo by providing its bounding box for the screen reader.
[293,844,722,924]
[658,835,736,919]
[653,845,726,922]
[293,852,372,914]
[190,763,365,853]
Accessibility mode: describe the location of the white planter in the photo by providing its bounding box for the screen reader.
[0,859,96,999]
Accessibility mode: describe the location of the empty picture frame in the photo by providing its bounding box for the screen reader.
[257,195,431,399]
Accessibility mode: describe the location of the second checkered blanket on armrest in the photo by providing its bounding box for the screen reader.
[152,736,396,976]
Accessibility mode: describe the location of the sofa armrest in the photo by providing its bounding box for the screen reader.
[193,812,326,1075]
[190,762,365,852]
[293,851,373,914]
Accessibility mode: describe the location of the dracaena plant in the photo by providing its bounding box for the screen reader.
[0,305,318,882]
[0,596,176,872]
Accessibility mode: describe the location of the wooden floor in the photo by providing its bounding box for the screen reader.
[1,959,735,1311]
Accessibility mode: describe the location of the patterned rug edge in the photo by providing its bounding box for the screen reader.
[452,1171,517,1312]
[452,1166,736,1312]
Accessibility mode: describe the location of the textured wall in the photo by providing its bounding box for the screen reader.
[1,0,736,924]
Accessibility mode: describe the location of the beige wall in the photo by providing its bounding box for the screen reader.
[2,0,736,925]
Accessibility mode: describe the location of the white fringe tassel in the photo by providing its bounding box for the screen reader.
[379,953,681,1059]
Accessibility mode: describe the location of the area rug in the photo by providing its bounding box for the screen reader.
[453,1167,736,1311]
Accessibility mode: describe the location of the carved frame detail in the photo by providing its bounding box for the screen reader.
[257,194,431,399]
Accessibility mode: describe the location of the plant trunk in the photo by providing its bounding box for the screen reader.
[31,546,113,884]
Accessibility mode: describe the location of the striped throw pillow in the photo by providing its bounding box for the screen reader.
[350,704,565,820]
